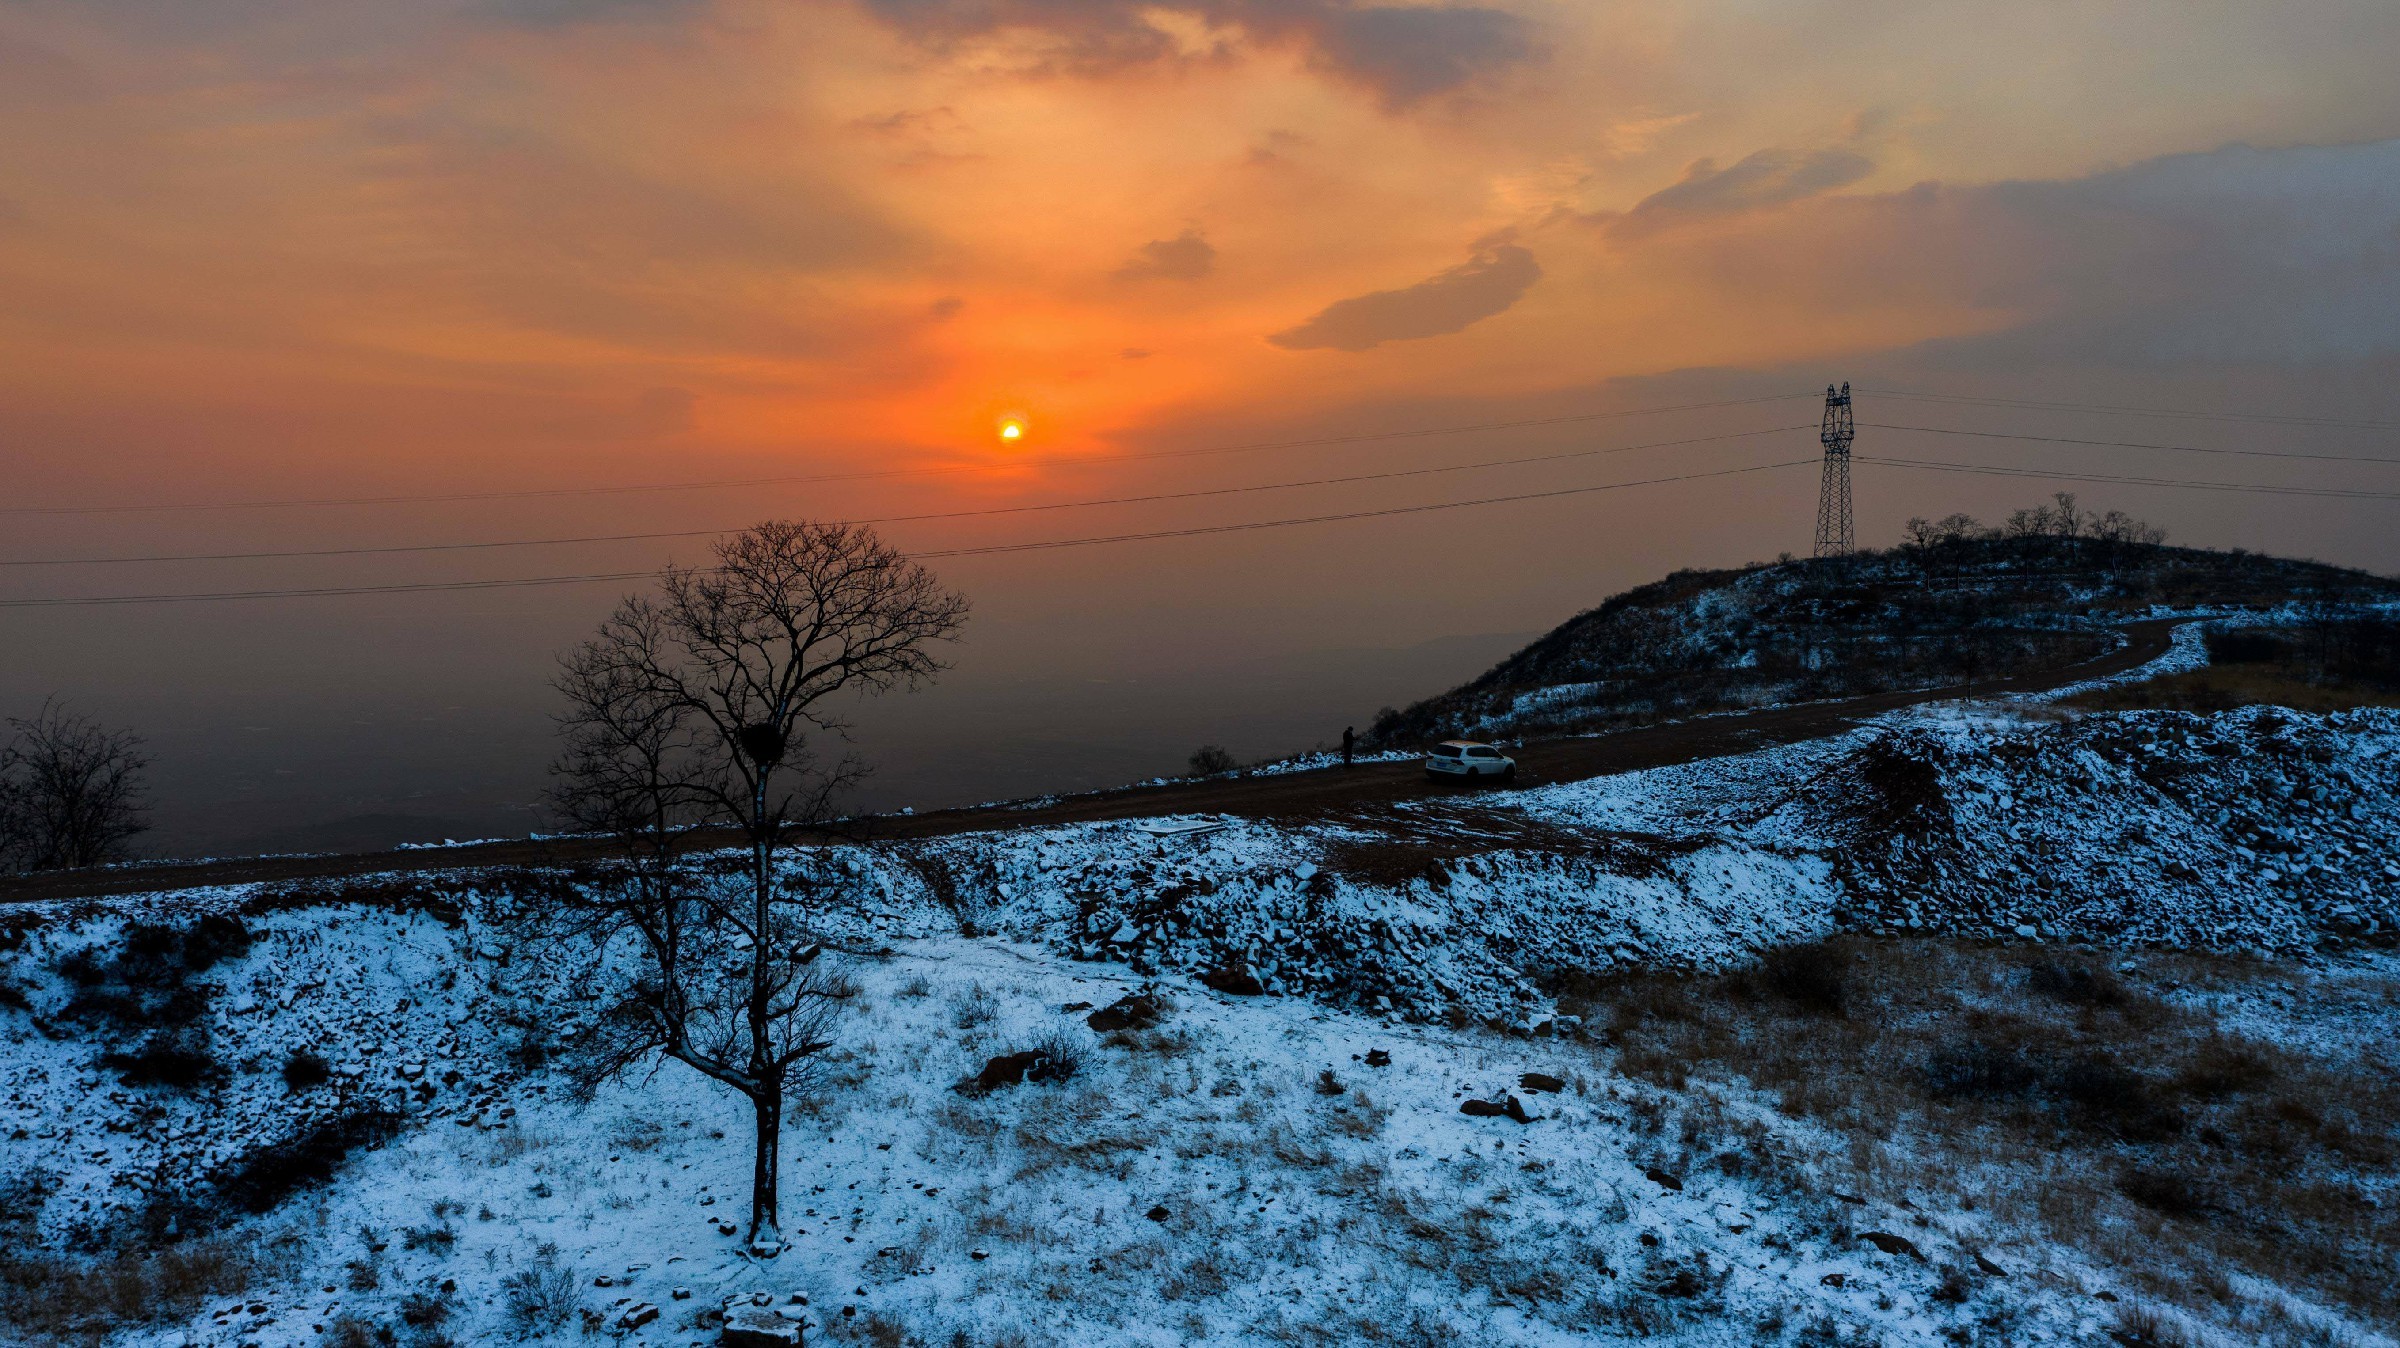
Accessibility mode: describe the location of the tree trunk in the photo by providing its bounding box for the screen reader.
[747,1079,782,1252]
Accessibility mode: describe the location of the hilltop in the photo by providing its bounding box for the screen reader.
[1368,531,2400,746]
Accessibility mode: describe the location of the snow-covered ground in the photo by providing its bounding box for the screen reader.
[4,623,2398,1345]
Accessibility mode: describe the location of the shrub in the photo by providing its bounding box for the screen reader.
[397,1291,450,1328]
[103,1031,222,1089]
[323,1312,396,1347]
[500,1242,580,1332]
[951,983,999,1030]
[1925,1039,2040,1100]
[2025,959,2124,1006]
[1188,745,1237,775]
[1758,943,1848,1017]
[180,914,252,972]
[217,1109,405,1216]
[282,1049,332,1092]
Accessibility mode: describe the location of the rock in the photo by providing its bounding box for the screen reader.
[673,1288,693,1301]
[1860,1232,1923,1260]
[1363,1049,1391,1068]
[721,1305,805,1346]
[1200,965,1264,997]
[1643,1168,1683,1192]
[595,1275,615,1287]
[2012,925,2037,939]
[619,1302,659,1329]
[1820,1273,1846,1288]
[1459,1096,1532,1123]
[1518,1072,1565,1094]
[1087,994,1161,1033]
[956,1050,1069,1095]
[1973,1253,2007,1277]
[1060,1001,1093,1014]
[1107,921,1138,945]
[1145,1205,1170,1221]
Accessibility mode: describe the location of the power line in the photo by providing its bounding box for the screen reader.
[0,424,1812,568]
[0,458,1819,608]
[1859,455,2400,501]
[0,391,1813,518]
[1858,386,2400,433]
[1862,422,2400,467]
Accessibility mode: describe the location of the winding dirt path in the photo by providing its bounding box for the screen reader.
[0,620,2177,905]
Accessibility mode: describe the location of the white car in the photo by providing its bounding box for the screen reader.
[1424,740,1516,784]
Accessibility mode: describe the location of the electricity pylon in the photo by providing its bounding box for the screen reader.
[1814,382,1855,557]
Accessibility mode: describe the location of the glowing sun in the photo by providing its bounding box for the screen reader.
[998,419,1025,442]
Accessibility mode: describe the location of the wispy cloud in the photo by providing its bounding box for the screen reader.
[1269,242,1539,351]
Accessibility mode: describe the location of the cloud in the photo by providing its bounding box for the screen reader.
[853,1,1538,110]
[475,0,708,26]
[1269,241,1539,351]
[1621,145,1875,227]
[1116,228,1216,280]
[1303,4,1535,110]
[1600,138,2400,370]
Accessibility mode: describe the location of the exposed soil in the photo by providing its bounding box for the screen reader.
[0,621,2176,906]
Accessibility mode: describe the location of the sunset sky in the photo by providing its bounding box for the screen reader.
[7,1,2400,851]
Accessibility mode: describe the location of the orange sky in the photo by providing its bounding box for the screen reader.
[6,0,2400,848]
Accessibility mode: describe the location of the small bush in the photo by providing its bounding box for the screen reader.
[103,1032,222,1089]
[1758,943,1848,1017]
[2026,959,2124,1006]
[323,1312,397,1348]
[217,1108,405,1216]
[1925,1040,2040,1100]
[951,983,999,1031]
[1188,745,1238,776]
[1028,1031,1084,1084]
[282,1049,332,1092]
[500,1242,580,1332]
[397,1290,450,1328]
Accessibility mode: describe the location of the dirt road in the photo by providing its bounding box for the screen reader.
[0,620,2177,905]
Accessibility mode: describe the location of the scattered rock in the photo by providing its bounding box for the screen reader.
[1973,1253,2007,1277]
[672,1288,692,1301]
[1363,1049,1391,1068]
[1860,1232,1923,1260]
[619,1302,659,1329]
[1145,1205,1170,1222]
[1643,1168,1683,1192]
[1518,1071,1565,1094]
[955,1050,1070,1095]
[1459,1096,1532,1123]
[1820,1273,1846,1288]
[1087,994,1162,1032]
[721,1305,805,1346]
[1060,1001,1094,1014]
[1199,965,1264,997]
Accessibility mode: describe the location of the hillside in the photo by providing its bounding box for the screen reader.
[1369,535,2400,746]
[6,558,2400,1346]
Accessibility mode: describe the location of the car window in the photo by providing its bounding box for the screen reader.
[1431,745,1461,757]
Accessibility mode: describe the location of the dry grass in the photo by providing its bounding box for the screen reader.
[0,1234,270,1346]
[2067,666,2400,714]
[1561,938,2400,1340]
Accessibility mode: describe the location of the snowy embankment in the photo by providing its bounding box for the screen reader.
[17,927,2341,1348]
[6,620,2400,1342]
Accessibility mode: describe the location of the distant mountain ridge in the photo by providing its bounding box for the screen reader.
[1370,535,2400,745]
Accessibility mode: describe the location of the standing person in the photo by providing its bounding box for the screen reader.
[1342,725,1356,767]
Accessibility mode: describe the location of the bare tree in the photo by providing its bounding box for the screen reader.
[0,699,151,872]
[544,521,968,1254]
